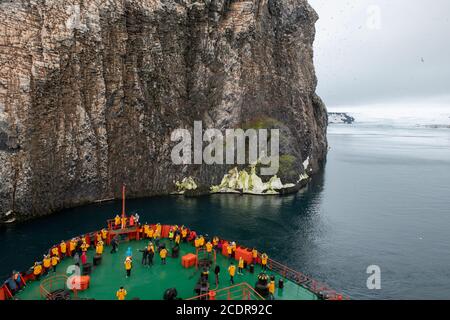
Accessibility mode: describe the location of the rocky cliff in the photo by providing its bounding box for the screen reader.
[0,0,327,221]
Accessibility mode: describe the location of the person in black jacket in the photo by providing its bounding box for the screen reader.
[214,265,220,286]
[139,247,149,265]
[110,236,119,254]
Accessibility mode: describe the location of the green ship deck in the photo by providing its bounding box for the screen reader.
[16,239,317,300]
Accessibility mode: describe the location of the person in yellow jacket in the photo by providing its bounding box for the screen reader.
[252,248,258,264]
[51,246,59,257]
[43,255,51,274]
[121,216,127,229]
[175,234,181,245]
[168,228,174,241]
[228,262,236,284]
[199,235,205,247]
[156,223,162,236]
[33,262,43,279]
[96,240,104,255]
[80,241,89,252]
[194,237,200,249]
[238,256,245,275]
[148,227,154,239]
[268,276,276,300]
[101,228,108,240]
[68,239,75,256]
[143,224,150,238]
[227,244,233,259]
[60,241,67,257]
[114,215,121,228]
[51,255,59,273]
[96,232,102,244]
[69,238,77,256]
[206,241,213,259]
[181,227,188,242]
[116,287,127,300]
[124,257,132,278]
[160,247,168,265]
[261,253,268,271]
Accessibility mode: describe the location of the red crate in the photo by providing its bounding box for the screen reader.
[70,275,90,291]
[181,253,197,268]
[235,247,253,265]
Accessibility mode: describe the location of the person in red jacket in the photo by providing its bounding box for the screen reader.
[81,251,87,265]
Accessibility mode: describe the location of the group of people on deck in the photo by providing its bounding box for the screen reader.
[6,212,274,300]
[113,213,139,229]
[112,220,273,300]
[120,223,175,279]
[31,228,109,281]
[225,243,269,284]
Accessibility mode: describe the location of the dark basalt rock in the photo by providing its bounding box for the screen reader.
[278,182,306,195]
[183,186,211,198]
[0,0,328,220]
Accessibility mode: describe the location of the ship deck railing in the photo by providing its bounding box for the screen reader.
[186,282,265,300]
[267,258,349,300]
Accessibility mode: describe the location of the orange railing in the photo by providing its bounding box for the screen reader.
[0,284,13,300]
[39,275,69,299]
[215,238,349,300]
[186,282,265,301]
[267,258,349,300]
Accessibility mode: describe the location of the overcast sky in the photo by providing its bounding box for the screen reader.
[309,0,450,108]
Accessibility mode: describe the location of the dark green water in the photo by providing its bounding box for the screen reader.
[1,124,450,299]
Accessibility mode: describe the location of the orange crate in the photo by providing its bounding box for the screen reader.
[235,247,253,265]
[181,253,197,268]
[70,275,90,291]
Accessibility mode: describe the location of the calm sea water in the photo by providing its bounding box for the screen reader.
[1,123,450,299]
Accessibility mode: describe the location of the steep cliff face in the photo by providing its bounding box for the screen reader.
[0,0,327,220]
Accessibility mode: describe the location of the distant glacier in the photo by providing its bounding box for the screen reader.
[327,99,450,127]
